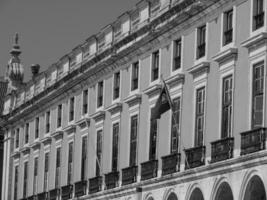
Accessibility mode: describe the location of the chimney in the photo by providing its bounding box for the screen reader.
[31,64,40,78]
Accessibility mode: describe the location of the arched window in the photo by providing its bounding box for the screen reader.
[215,182,233,200]
[147,197,154,200]
[189,188,204,200]
[244,175,266,200]
[167,192,178,200]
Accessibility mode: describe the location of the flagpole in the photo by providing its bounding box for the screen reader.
[160,76,190,169]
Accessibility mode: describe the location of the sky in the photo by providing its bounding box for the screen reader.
[0,0,140,81]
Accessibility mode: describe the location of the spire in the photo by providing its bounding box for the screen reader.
[5,33,24,92]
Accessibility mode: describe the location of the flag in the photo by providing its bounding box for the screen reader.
[151,81,172,120]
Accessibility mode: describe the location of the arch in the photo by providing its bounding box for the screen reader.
[239,170,267,200]
[214,182,233,200]
[243,175,266,200]
[167,192,178,200]
[163,187,176,200]
[143,192,154,200]
[189,188,204,200]
[185,183,204,200]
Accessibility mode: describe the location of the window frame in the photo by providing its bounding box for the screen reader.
[43,152,50,192]
[129,114,138,166]
[172,38,182,72]
[196,25,206,60]
[24,123,29,145]
[81,136,87,181]
[97,81,104,109]
[67,141,74,185]
[113,71,121,101]
[96,129,103,177]
[55,147,61,188]
[131,61,140,92]
[252,0,265,31]
[69,97,75,122]
[35,117,39,139]
[57,104,62,128]
[150,50,160,83]
[170,97,181,154]
[149,108,158,160]
[111,122,120,172]
[82,89,89,116]
[45,110,50,134]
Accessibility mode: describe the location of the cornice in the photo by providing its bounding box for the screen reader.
[76,117,90,129]
[143,83,162,98]
[165,73,185,88]
[63,124,76,135]
[106,103,122,115]
[188,61,210,79]
[90,110,106,123]
[40,136,52,145]
[51,130,63,140]
[124,93,142,107]
[241,32,267,50]
[212,47,238,65]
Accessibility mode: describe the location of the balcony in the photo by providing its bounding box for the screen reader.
[254,12,264,30]
[89,176,102,194]
[37,192,48,200]
[105,171,119,189]
[61,184,73,200]
[161,153,181,176]
[74,180,87,197]
[141,159,158,181]
[122,165,138,186]
[211,137,234,163]
[197,43,206,59]
[224,29,233,45]
[184,146,206,169]
[240,128,267,155]
[49,188,60,200]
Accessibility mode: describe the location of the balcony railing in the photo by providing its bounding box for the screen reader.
[161,153,181,176]
[211,137,234,163]
[89,176,102,194]
[197,43,206,59]
[224,28,233,45]
[254,12,265,30]
[37,192,48,200]
[74,180,87,197]
[49,188,60,200]
[61,184,73,200]
[184,146,206,169]
[122,165,138,186]
[141,159,158,181]
[105,171,119,189]
[241,127,267,155]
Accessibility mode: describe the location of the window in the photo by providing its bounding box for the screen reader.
[14,166,19,200]
[173,39,182,71]
[15,128,19,149]
[33,157,38,194]
[67,142,73,184]
[24,123,29,144]
[55,147,61,188]
[113,72,120,100]
[44,152,49,192]
[149,111,158,160]
[96,130,103,176]
[97,81,104,108]
[35,117,39,139]
[171,97,181,154]
[45,111,50,133]
[81,136,87,181]
[129,115,138,166]
[197,25,206,59]
[112,123,119,171]
[221,75,233,138]
[151,50,159,82]
[23,161,28,198]
[57,104,62,128]
[69,97,75,122]
[82,89,88,115]
[223,9,233,45]
[195,87,205,146]
[131,62,139,91]
[253,0,264,30]
[252,61,264,129]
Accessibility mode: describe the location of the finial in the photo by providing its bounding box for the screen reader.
[14,33,19,45]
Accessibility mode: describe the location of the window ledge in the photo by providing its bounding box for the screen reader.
[21,146,31,154]
[124,93,142,107]
[63,124,76,135]
[165,73,185,88]
[90,110,105,123]
[188,61,210,79]
[31,141,41,150]
[143,84,162,98]
[40,136,52,145]
[241,32,267,50]
[212,47,238,64]
[106,102,122,115]
[76,117,90,129]
[51,130,64,140]
[11,150,21,158]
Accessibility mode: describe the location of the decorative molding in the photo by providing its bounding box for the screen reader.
[106,103,122,115]
[90,110,105,123]
[188,61,210,79]
[212,47,238,65]
[11,150,21,158]
[21,146,30,155]
[143,84,162,98]
[31,141,41,151]
[76,117,90,129]
[51,130,64,140]
[124,94,142,107]
[40,136,52,146]
[165,73,185,88]
[63,124,76,135]
[241,32,267,50]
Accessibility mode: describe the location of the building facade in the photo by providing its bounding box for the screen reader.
[1,0,267,200]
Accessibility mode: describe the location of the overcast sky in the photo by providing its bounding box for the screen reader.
[0,0,140,81]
